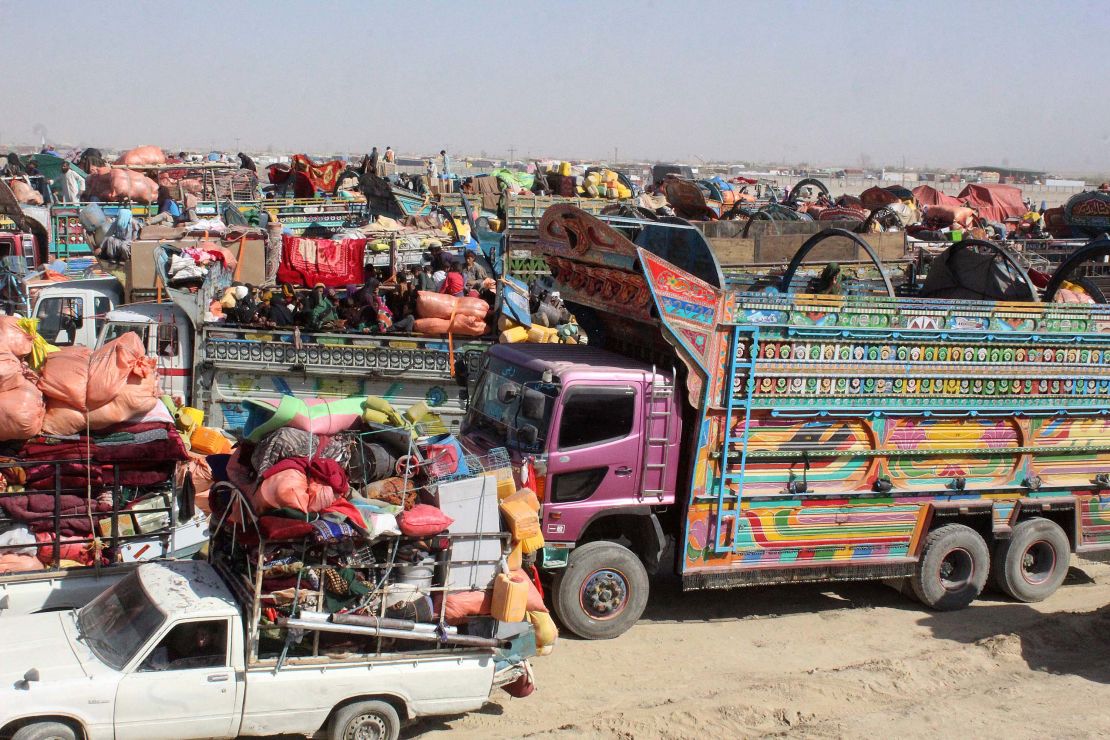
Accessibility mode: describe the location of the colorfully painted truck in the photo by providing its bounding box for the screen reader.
[461,205,1110,639]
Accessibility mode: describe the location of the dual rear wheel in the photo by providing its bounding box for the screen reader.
[911,519,1070,610]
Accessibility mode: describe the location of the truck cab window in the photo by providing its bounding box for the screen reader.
[139,619,228,672]
[558,386,635,449]
[36,297,83,346]
[156,323,179,357]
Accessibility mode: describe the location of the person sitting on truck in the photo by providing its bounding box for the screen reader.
[147,185,187,226]
[386,272,418,333]
[301,284,340,331]
[416,262,437,292]
[462,249,490,292]
[266,293,295,326]
[439,259,465,297]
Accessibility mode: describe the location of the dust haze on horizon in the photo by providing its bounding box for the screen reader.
[2,0,1108,174]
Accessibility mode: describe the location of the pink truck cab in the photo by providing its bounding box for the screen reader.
[462,343,683,639]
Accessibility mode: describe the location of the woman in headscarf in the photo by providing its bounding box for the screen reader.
[267,294,295,326]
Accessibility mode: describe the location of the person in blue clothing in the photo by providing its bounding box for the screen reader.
[147,185,187,225]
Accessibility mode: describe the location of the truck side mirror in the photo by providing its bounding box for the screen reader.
[521,388,546,420]
[518,424,538,447]
[497,383,519,404]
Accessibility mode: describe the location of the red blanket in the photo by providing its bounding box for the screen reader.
[290,154,345,194]
[278,236,366,288]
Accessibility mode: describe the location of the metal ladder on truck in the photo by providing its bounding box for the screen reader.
[639,366,674,501]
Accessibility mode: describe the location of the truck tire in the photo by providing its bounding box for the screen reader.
[990,518,1070,603]
[329,700,400,740]
[12,721,77,740]
[551,540,648,640]
[911,524,989,610]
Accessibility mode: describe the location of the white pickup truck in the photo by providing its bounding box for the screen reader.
[1,561,531,740]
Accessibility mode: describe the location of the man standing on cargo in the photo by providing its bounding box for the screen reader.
[59,161,84,203]
[439,149,452,193]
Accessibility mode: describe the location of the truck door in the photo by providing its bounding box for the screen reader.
[543,383,642,542]
[114,618,238,739]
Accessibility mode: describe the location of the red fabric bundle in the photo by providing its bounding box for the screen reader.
[258,516,315,541]
[277,236,366,288]
[398,503,454,537]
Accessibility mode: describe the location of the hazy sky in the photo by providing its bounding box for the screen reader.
[3,0,1108,171]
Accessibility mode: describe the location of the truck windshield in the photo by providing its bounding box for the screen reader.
[466,356,554,453]
[77,571,165,671]
[101,322,148,347]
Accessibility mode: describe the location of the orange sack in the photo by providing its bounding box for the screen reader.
[115,145,166,166]
[413,315,486,337]
[9,180,43,206]
[41,400,85,436]
[0,317,33,358]
[85,371,158,430]
[86,332,150,409]
[0,380,45,441]
[415,291,490,320]
[38,347,91,409]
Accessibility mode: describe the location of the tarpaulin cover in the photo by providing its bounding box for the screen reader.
[290,154,346,194]
[277,235,365,288]
[957,184,1026,222]
[913,185,963,208]
[921,245,1030,301]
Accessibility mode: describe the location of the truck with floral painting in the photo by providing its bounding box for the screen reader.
[462,205,1110,639]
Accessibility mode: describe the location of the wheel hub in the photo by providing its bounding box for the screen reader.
[1020,540,1056,585]
[939,547,974,591]
[581,568,628,620]
[345,713,388,740]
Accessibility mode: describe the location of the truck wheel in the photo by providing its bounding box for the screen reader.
[551,541,648,640]
[329,700,400,740]
[12,722,77,740]
[911,524,989,610]
[991,518,1070,603]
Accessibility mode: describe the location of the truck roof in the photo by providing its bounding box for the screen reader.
[138,561,237,618]
[107,301,190,325]
[490,342,665,382]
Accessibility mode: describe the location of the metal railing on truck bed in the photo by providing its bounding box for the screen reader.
[194,325,491,436]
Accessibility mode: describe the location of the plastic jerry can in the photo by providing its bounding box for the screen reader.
[527,610,558,655]
[500,326,529,343]
[500,495,541,540]
[506,541,523,570]
[519,532,545,554]
[503,488,540,512]
[491,571,529,622]
[527,325,557,343]
[496,475,518,502]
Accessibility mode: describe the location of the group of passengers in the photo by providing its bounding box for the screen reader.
[226,248,494,335]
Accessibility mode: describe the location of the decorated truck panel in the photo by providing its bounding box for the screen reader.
[464,205,1110,639]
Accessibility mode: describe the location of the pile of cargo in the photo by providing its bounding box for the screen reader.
[0,317,195,573]
[204,393,556,664]
[582,168,633,200]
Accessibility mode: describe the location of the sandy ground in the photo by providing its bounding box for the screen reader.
[412,555,1110,739]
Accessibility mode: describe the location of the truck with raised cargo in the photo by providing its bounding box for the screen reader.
[461,205,1110,639]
